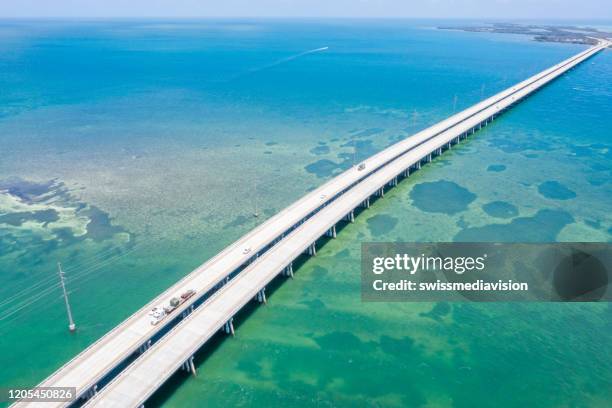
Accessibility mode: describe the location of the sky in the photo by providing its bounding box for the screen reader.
[0,0,610,20]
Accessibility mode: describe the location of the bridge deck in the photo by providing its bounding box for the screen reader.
[81,41,609,408]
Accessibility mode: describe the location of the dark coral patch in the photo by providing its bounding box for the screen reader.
[538,181,576,200]
[305,159,342,178]
[410,181,476,215]
[487,164,506,172]
[310,145,330,155]
[455,209,573,242]
[482,201,518,219]
[366,214,398,237]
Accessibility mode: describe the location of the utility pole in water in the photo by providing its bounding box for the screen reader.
[58,262,76,332]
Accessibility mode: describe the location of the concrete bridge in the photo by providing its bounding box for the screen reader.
[12,40,609,408]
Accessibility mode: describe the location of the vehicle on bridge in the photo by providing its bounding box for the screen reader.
[149,289,196,325]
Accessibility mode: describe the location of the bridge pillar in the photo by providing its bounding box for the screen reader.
[427,153,432,162]
[402,168,410,178]
[183,356,197,377]
[224,318,235,336]
[361,197,370,209]
[307,242,317,256]
[284,262,294,278]
[139,339,152,354]
[389,177,397,187]
[416,161,421,170]
[326,225,337,238]
[256,288,267,304]
[84,385,98,400]
[344,210,355,222]
[182,305,194,319]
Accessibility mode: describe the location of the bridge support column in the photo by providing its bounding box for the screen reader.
[307,242,317,256]
[402,168,410,178]
[389,177,397,187]
[255,288,267,304]
[375,188,384,198]
[181,304,194,319]
[344,210,355,223]
[184,356,196,376]
[416,161,421,170]
[224,318,235,336]
[139,339,152,354]
[427,153,432,162]
[326,225,337,238]
[361,197,370,209]
[84,385,98,400]
[283,263,294,278]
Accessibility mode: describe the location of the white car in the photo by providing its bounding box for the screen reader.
[149,307,166,325]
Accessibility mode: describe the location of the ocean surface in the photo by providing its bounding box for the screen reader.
[0,19,611,407]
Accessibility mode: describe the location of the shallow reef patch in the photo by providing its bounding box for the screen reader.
[410,180,476,215]
[538,181,576,200]
[482,201,518,219]
[304,159,342,178]
[366,214,399,237]
[455,209,574,241]
[487,164,506,172]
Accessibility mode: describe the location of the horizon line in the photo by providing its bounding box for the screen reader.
[1,16,611,22]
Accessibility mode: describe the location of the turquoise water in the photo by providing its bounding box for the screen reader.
[0,19,610,407]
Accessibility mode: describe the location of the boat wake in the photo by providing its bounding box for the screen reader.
[231,46,329,80]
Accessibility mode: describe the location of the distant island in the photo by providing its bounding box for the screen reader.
[439,23,611,45]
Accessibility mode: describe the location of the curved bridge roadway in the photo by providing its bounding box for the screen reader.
[13,40,608,408]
